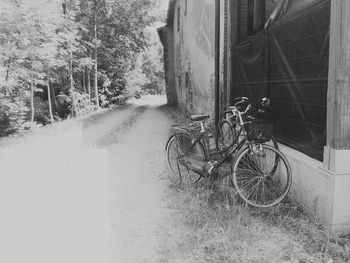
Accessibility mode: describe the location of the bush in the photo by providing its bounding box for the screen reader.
[34,97,51,125]
[109,95,128,106]
[73,92,95,116]
[56,93,72,119]
[56,92,96,118]
[0,97,28,135]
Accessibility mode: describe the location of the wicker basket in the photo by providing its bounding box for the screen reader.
[245,120,274,143]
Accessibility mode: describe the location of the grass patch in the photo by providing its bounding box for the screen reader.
[163,105,350,262]
[165,180,350,263]
[0,107,110,150]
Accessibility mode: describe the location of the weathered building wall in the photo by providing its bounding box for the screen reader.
[219,0,228,114]
[161,0,350,234]
[227,0,350,234]
[170,0,216,116]
[158,26,177,106]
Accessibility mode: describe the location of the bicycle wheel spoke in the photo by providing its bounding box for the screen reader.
[176,160,182,182]
[222,129,232,141]
[261,179,277,204]
[261,181,267,204]
[237,173,258,190]
[240,156,262,175]
[166,135,203,185]
[217,121,235,150]
[233,145,292,207]
[245,179,261,200]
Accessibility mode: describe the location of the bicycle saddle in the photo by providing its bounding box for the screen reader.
[228,106,236,110]
[190,114,210,121]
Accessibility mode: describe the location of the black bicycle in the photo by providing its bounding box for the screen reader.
[217,97,278,152]
[165,102,292,208]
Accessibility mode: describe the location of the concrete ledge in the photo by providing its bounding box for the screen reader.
[332,173,350,234]
[278,144,334,229]
[279,144,350,234]
[324,146,350,174]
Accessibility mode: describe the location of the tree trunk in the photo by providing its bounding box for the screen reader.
[82,70,86,94]
[47,72,54,124]
[94,20,99,107]
[51,82,57,109]
[30,80,35,123]
[4,58,11,96]
[87,68,91,100]
[70,51,75,116]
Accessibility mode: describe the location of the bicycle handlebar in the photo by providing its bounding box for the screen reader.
[233,97,249,106]
[232,97,270,113]
[225,97,271,125]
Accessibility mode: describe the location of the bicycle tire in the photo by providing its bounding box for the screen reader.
[216,120,236,150]
[231,118,280,176]
[165,134,204,185]
[232,144,292,208]
[259,134,278,149]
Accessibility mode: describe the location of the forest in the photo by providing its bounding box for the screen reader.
[0,0,165,136]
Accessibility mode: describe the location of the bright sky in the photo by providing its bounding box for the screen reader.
[159,0,168,11]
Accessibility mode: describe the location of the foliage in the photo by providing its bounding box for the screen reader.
[33,97,52,125]
[125,26,165,96]
[0,0,163,135]
[56,93,72,119]
[0,96,28,136]
[74,92,96,116]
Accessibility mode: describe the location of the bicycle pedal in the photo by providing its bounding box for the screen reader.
[204,160,218,177]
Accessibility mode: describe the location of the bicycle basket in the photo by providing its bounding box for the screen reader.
[245,120,274,143]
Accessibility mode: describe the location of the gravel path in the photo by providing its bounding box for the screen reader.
[0,96,175,263]
[106,96,174,262]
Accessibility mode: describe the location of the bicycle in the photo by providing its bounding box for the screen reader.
[165,106,292,208]
[217,97,279,152]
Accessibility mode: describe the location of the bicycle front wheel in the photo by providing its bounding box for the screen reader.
[216,120,236,150]
[165,135,203,185]
[232,144,292,208]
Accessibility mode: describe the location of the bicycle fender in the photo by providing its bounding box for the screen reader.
[165,134,175,151]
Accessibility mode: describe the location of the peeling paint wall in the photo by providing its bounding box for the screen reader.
[170,0,216,116]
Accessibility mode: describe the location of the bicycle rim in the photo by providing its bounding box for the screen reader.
[217,120,236,150]
[166,135,202,185]
[264,135,279,174]
[232,144,292,207]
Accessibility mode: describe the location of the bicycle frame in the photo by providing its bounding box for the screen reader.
[169,103,266,178]
[165,98,291,207]
[173,126,248,178]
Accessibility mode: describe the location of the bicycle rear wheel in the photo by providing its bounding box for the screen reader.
[165,135,204,185]
[232,144,292,207]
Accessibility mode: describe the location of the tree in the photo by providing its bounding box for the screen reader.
[74,0,159,105]
[0,0,163,134]
[125,26,165,95]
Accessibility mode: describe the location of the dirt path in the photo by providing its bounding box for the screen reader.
[1,96,347,263]
[0,95,176,263]
[105,96,174,262]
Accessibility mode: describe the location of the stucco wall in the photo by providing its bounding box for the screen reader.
[165,25,177,106]
[171,0,216,116]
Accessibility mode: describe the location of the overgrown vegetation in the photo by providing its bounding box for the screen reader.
[0,0,165,136]
[162,105,350,263]
[164,182,350,263]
